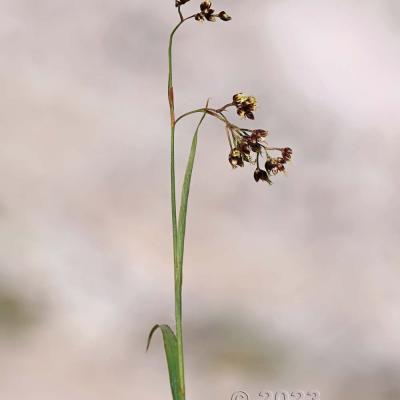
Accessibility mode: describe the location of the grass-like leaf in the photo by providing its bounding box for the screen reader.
[177,103,209,266]
[147,324,182,400]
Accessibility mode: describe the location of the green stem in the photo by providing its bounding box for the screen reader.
[167,15,195,400]
[175,108,227,125]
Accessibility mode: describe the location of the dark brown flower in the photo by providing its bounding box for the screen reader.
[265,158,286,175]
[175,0,191,6]
[239,141,251,155]
[265,159,276,172]
[249,142,261,153]
[196,1,216,22]
[281,147,293,162]
[252,129,268,140]
[276,163,285,172]
[200,1,212,12]
[254,168,272,184]
[233,93,257,119]
[229,148,244,168]
[195,2,232,23]
[277,157,286,164]
[218,11,232,21]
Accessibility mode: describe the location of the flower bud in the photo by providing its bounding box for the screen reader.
[282,147,293,161]
[229,148,244,168]
[200,1,212,12]
[254,168,271,183]
[252,129,268,139]
[218,11,232,21]
[233,93,257,119]
[176,0,191,6]
[265,159,275,171]
[277,163,285,172]
[249,142,261,153]
[245,111,255,120]
[206,14,217,22]
[240,142,251,155]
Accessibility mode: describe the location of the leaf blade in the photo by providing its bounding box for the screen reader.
[146,324,182,400]
[177,103,209,266]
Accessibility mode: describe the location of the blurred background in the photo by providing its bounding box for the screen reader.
[1,0,399,399]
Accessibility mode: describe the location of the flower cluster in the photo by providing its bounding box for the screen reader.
[233,93,257,119]
[195,1,231,22]
[170,3,293,187]
[228,130,267,167]
[228,130,292,184]
[256,147,292,183]
[222,94,292,185]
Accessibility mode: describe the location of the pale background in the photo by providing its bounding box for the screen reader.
[1,1,399,399]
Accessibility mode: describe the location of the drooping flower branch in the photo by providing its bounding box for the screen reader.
[176,91,293,185]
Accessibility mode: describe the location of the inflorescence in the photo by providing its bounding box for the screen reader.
[176,1,231,22]
[195,1,231,22]
[173,1,292,186]
[223,95,292,184]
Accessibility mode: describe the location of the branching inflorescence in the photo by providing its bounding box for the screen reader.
[173,2,293,185]
[147,2,293,400]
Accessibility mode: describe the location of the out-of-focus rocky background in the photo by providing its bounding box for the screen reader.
[1,1,399,399]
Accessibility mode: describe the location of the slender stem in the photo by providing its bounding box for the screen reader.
[176,108,252,146]
[226,126,233,150]
[168,23,183,400]
[178,6,184,22]
[175,108,227,125]
[169,22,183,271]
[168,15,195,400]
[216,102,234,113]
[265,147,285,151]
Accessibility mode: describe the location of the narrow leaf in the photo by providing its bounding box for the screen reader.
[146,324,182,400]
[177,102,209,265]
